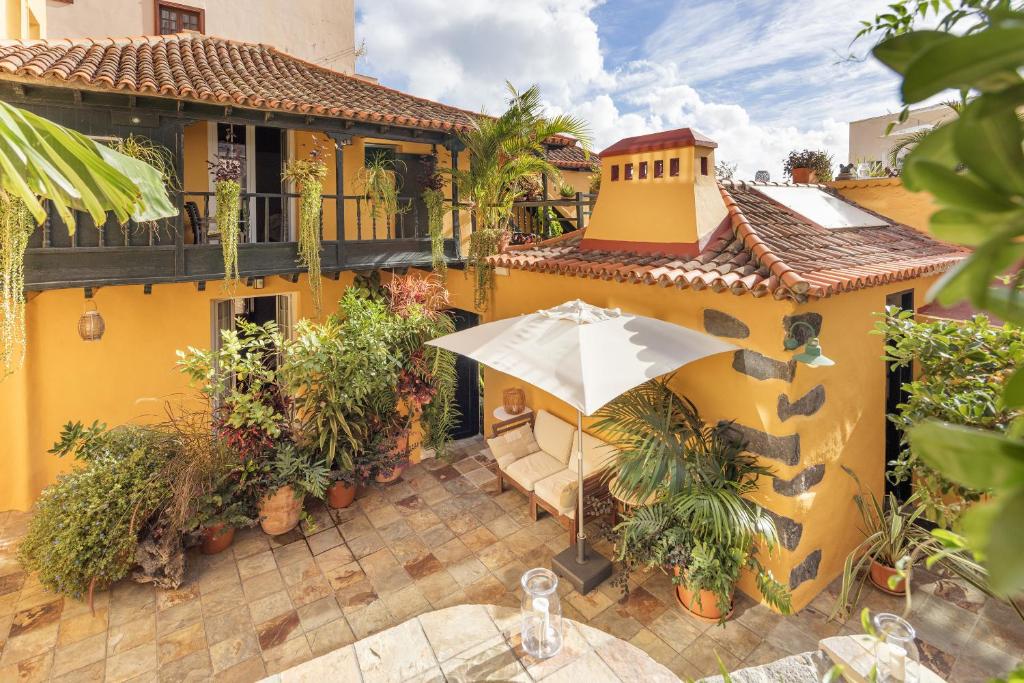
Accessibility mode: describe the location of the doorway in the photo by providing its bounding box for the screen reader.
[210,123,288,243]
[884,289,914,501]
[447,308,481,440]
[212,294,294,350]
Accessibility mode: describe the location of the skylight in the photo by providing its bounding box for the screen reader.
[756,185,889,229]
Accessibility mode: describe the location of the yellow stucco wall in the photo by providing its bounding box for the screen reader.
[444,266,941,611]
[830,178,937,234]
[0,274,356,512]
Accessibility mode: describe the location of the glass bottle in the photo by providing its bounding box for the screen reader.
[520,567,563,658]
[873,612,920,682]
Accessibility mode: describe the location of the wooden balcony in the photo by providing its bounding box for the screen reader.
[24,192,458,291]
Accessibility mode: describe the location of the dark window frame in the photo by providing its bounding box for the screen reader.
[700,156,709,176]
[638,161,648,179]
[624,163,634,180]
[610,165,619,181]
[155,1,205,34]
[669,158,680,177]
[654,160,664,178]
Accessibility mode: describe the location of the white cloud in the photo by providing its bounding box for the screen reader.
[355,0,904,179]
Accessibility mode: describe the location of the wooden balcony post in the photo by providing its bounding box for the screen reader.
[575,192,585,231]
[327,132,351,268]
[172,121,186,276]
[447,137,462,259]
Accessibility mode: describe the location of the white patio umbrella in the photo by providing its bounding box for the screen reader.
[427,300,738,591]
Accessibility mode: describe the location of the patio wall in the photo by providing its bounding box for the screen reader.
[0,272,356,511]
[830,178,936,234]
[447,263,944,611]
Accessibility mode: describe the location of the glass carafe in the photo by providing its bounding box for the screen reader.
[520,567,563,658]
[873,612,920,682]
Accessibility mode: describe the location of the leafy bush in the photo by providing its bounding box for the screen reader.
[876,306,1024,525]
[18,422,175,598]
[782,149,834,181]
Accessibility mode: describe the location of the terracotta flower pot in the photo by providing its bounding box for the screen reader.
[791,167,818,184]
[375,459,409,484]
[869,559,906,595]
[327,480,357,509]
[259,485,303,535]
[200,523,235,555]
[674,567,734,621]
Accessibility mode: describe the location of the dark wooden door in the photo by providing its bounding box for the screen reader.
[885,289,915,501]
[447,308,481,440]
[395,153,430,239]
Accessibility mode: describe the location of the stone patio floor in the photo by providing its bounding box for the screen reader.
[0,435,1021,682]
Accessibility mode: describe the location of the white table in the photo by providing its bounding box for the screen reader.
[493,405,533,422]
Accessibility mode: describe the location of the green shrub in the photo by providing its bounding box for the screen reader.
[18,422,175,598]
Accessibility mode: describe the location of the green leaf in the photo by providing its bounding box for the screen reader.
[873,30,954,75]
[901,122,958,192]
[927,208,1014,246]
[955,99,1024,197]
[902,28,1024,103]
[1004,367,1024,409]
[910,421,1024,490]
[908,161,1016,212]
[928,241,1024,306]
[984,489,1024,594]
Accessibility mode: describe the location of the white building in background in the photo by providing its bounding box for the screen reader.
[848,102,957,167]
[3,0,357,74]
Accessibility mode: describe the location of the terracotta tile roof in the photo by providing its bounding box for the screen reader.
[492,181,966,302]
[547,144,598,170]
[0,33,477,133]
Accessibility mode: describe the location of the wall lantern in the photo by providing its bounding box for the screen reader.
[783,321,834,367]
[251,276,265,290]
[78,301,105,342]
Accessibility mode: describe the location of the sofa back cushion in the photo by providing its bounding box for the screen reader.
[487,424,540,464]
[569,431,617,477]
[532,409,576,464]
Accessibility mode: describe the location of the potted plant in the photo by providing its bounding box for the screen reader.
[558,183,575,199]
[832,468,934,616]
[783,149,834,184]
[282,137,329,315]
[258,442,329,535]
[597,378,791,621]
[207,154,242,289]
[191,487,254,554]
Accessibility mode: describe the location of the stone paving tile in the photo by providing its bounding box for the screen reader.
[0,434,1018,681]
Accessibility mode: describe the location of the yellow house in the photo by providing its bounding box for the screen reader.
[454,128,964,610]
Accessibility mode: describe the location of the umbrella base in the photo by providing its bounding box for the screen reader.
[552,543,613,595]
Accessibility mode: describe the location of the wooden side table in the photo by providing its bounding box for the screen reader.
[490,406,533,437]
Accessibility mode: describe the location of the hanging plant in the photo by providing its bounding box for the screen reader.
[0,191,33,377]
[106,135,181,241]
[419,153,447,278]
[358,152,408,224]
[209,157,242,291]
[283,139,329,315]
[467,227,506,310]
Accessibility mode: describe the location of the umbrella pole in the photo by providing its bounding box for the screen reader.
[576,410,586,564]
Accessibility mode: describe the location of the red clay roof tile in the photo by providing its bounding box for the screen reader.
[492,181,965,302]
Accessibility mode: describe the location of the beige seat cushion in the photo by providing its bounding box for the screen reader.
[534,470,578,516]
[533,409,576,464]
[504,452,565,491]
[487,424,541,472]
[568,431,617,477]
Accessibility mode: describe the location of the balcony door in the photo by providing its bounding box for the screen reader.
[208,123,290,243]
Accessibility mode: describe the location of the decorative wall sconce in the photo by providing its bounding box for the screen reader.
[251,276,265,290]
[784,321,834,367]
[78,301,105,341]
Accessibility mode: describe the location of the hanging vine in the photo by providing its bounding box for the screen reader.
[283,138,329,315]
[0,191,34,377]
[419,152,447,278]
[209,158,242,291]
[359,152,408,225]
[467,228,504,310]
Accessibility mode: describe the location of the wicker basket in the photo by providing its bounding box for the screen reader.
[502,388,526,415]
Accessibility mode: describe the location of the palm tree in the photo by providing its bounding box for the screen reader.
[886,100,964,168]
[449,83,592,309]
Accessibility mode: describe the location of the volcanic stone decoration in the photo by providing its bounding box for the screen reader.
[703,309,750,339]
[789,549,822,589]
[783,313,823,346]
[722,423,800,466]
[732,350,796,382]
[778,385,826,421]
[765,509,803,551]
[773,463,825,496]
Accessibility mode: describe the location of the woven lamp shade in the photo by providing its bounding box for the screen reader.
[78,309,105,341]
[502,388,526,415]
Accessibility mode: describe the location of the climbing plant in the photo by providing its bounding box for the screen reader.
[419,153,448,278]
[210,157,242,291]
[0,192,33,377]
[283,139,329,315]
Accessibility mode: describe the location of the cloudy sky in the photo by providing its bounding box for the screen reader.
[355,0,906,179]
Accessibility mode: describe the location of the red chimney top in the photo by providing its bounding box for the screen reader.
[600,127,717,157]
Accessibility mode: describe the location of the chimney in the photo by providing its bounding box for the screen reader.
[581,128,727,256]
